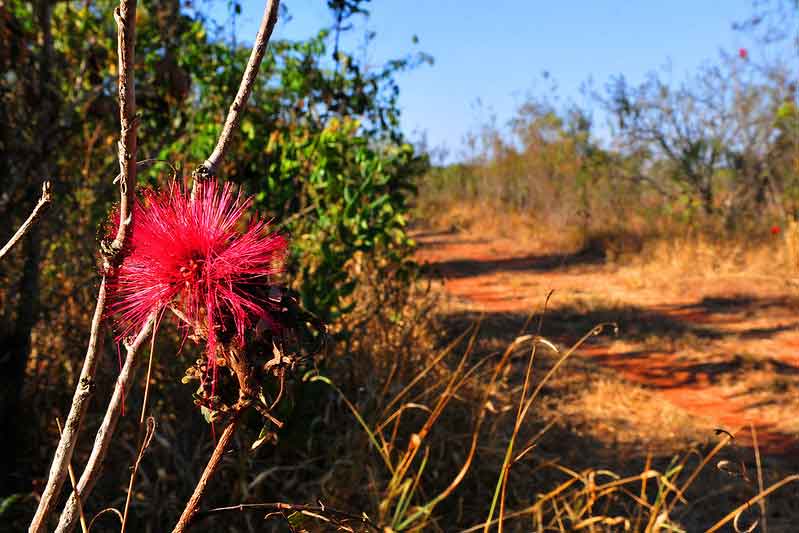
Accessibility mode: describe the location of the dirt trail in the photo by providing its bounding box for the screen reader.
[415,228,799,455]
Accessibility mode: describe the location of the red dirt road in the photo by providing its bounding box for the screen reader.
[416,228,799,454]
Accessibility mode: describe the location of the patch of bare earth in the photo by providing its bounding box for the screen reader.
[415,227,799,455]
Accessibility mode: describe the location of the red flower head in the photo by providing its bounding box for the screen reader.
[109,179,288,368]
[771,225,781,235]
[739,48,748,60]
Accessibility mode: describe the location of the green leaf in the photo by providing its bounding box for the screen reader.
[286,511,310,531]
[0,494,24,517]
[241,119,256,140]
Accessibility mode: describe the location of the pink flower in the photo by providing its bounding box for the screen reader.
[739,48,748,60]
[109,179,288,367]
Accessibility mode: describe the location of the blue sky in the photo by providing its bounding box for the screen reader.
[215,1,762,162]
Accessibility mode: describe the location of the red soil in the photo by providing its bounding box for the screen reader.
[416,228,799,455]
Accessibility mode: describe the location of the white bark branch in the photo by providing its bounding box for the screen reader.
[29,1,139,530]
[54,314,156,533]
[29,278,109,532]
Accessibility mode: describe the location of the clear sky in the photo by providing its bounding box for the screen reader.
[218,1,763,162]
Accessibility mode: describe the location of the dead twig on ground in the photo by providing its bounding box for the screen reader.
[195,502,381,531]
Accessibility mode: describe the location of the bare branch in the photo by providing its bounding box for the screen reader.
[54,314,156,533]
[29,278,109,533]
[55,418,88,533]
[108,0,139,260]
[29,2,139,530]
[0,181,51,261]
[172,417,242,532]
[195,0,280,179]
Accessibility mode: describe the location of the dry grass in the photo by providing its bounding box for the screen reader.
[407,200,799,531]
[415,199,585,253]
[420,199,799,285]
[548,378,716,454]
[618,232,799,290]
[12,277,799,532]
[10,201,799,531]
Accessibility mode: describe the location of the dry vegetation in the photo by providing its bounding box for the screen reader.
[4,1,799,531]
[7,203,799,531]
[15,228,799,531]
[410,194,799,531]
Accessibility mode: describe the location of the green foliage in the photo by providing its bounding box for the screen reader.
[258,118,421,321]
[0,0,428,506]
[419,96,636,234]
[161,24,431,322]
[3,0,429,327]
[0,493,24,517]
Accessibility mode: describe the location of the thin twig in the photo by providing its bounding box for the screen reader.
[195,0,281,179]
[139,311,160,426]
[120,314,161,530]
[121,417,157,530]
[112,158,177,185]
[29,2,139,529]
[55,419,88,533]
[195,502,381,531]
[0,181,51,261]
[172,415,243,532]
[87,509,123,532]
[55,314,156,533]
[751,424,767,533]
